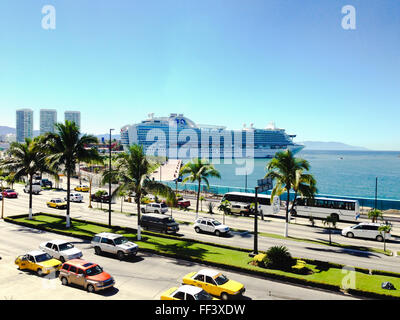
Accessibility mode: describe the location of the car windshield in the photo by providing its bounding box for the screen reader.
[161,203,167,208]
[214,273,229,285]
[113,237,128,245]
[213,221,222,226]
[54,199,61,203]
[58,243,74,251]
[6,189,14,192]
[85,265,103,276]
[35,253,52,262]
[166,217,175,223]
[194,290,213,300]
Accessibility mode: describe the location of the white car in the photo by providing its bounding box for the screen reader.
[341,223,391,242]
[91,232,139,260]
[141,203,169,214]
[65,193,83,203]
[194,217,230,236]
[23,184,42,195]
[39,240,83,263]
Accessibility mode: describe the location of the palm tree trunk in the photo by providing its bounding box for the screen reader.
[28,174,33,220]
[196,179,201,219]
[88,178,92,208]
[290,191,298,214]
[66,171,71,228]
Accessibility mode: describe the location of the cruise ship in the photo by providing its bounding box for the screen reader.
[120,113,304,159]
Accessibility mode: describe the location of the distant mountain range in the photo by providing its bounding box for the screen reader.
[299,141,369,151]
[0,126,40,136]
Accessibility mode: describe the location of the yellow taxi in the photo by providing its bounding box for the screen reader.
[15,250,62,276]
[46,198,67,209]
[182,268,245,300]
[161,285,218,300]
[75,185,89,192]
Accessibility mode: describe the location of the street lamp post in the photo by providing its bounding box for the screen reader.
[1,180,4,219]
[251,186,259,256]
[108,129,114,226]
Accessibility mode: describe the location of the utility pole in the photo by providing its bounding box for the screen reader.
[108,129,114,226]
[253,186,259,255]
[374,177,378,210]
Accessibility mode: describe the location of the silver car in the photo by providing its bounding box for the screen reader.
[91,232,139,260]
[39,239,83,263]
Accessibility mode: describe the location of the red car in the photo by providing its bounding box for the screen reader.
[3,189,18,198]
[177,200,191,210]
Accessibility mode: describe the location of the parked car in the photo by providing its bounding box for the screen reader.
[90,191,111,203]
[39,239,83,263]
[75,185,89,192]
[177,199,191,210]
[161,285,217,300]
[141,202,169,214]
[0,193,2,200]
[46,198,67,209]
[15,250,62,276]
[182,268,245,300]
[91,233,139,260]
[40,179,53,188]
[140,213,180,234]
[2,189,18,198]
[65,193,83,203]
[59,259,115,293]
[341,222,391,242]
[230,203,250,216]
[194,217,230,236]
[23,184,42,195]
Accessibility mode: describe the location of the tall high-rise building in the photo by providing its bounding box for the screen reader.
[16,108,33,142]
[40,109,57,135]
[64,111,81,129]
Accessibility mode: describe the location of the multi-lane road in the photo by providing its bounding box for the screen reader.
[2,180,400,273]
[0,220,356,300]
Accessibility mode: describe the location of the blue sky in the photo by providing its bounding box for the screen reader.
[0,1,399,150]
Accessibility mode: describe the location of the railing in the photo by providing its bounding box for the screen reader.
[163,181,400,210]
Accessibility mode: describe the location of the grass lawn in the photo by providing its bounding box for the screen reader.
[10,213,400,298]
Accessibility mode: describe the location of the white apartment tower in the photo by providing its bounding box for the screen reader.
[64,111,81,129]
[40,109,57,135]
[16,108,34,142]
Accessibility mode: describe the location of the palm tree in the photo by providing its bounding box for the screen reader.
[323,213,338,245]
[179,158,221,219]
[101,144,174,240]
[368,209,383,223]
[0,138,54,220]
[118,190,128,213]
[265,150,312,237]
[41,121,100,228]
[218,199,231,224]
[378,224,392,252]
[289,169,318,215]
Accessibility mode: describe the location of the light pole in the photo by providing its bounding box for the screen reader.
[108,129,114,226]
[374,177,378,210]
[252,186,259,256]
[1,180,4,219]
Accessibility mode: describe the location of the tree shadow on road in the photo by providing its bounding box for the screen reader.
[304,246,381,258]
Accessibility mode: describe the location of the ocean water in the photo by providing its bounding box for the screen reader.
[201,150,400,200]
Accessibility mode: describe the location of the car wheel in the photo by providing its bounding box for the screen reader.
[376,235,384,242]
[61,277,69,286]
[195,227,201,233]
[95,246,102,255]
[87,284,95,293]
[117,251,125,260]
[346,232,354,238]
[60,256,65,263]
[141,208,146,213]
[37,268,44,277]
[221,292,229,300]
[215,230,221,237]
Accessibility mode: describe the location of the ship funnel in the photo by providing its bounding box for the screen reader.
[266,121,276,130]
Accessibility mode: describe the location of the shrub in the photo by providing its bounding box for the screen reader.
[291,259,312,275]
[262,246,296,271]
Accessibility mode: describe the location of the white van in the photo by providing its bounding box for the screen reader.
[23,184,42,195]
[341,223,391,242]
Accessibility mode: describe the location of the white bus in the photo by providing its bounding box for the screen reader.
[292,197,360,222]
[221,192,280,216]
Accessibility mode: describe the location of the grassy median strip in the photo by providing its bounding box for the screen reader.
[5,213,400,299]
